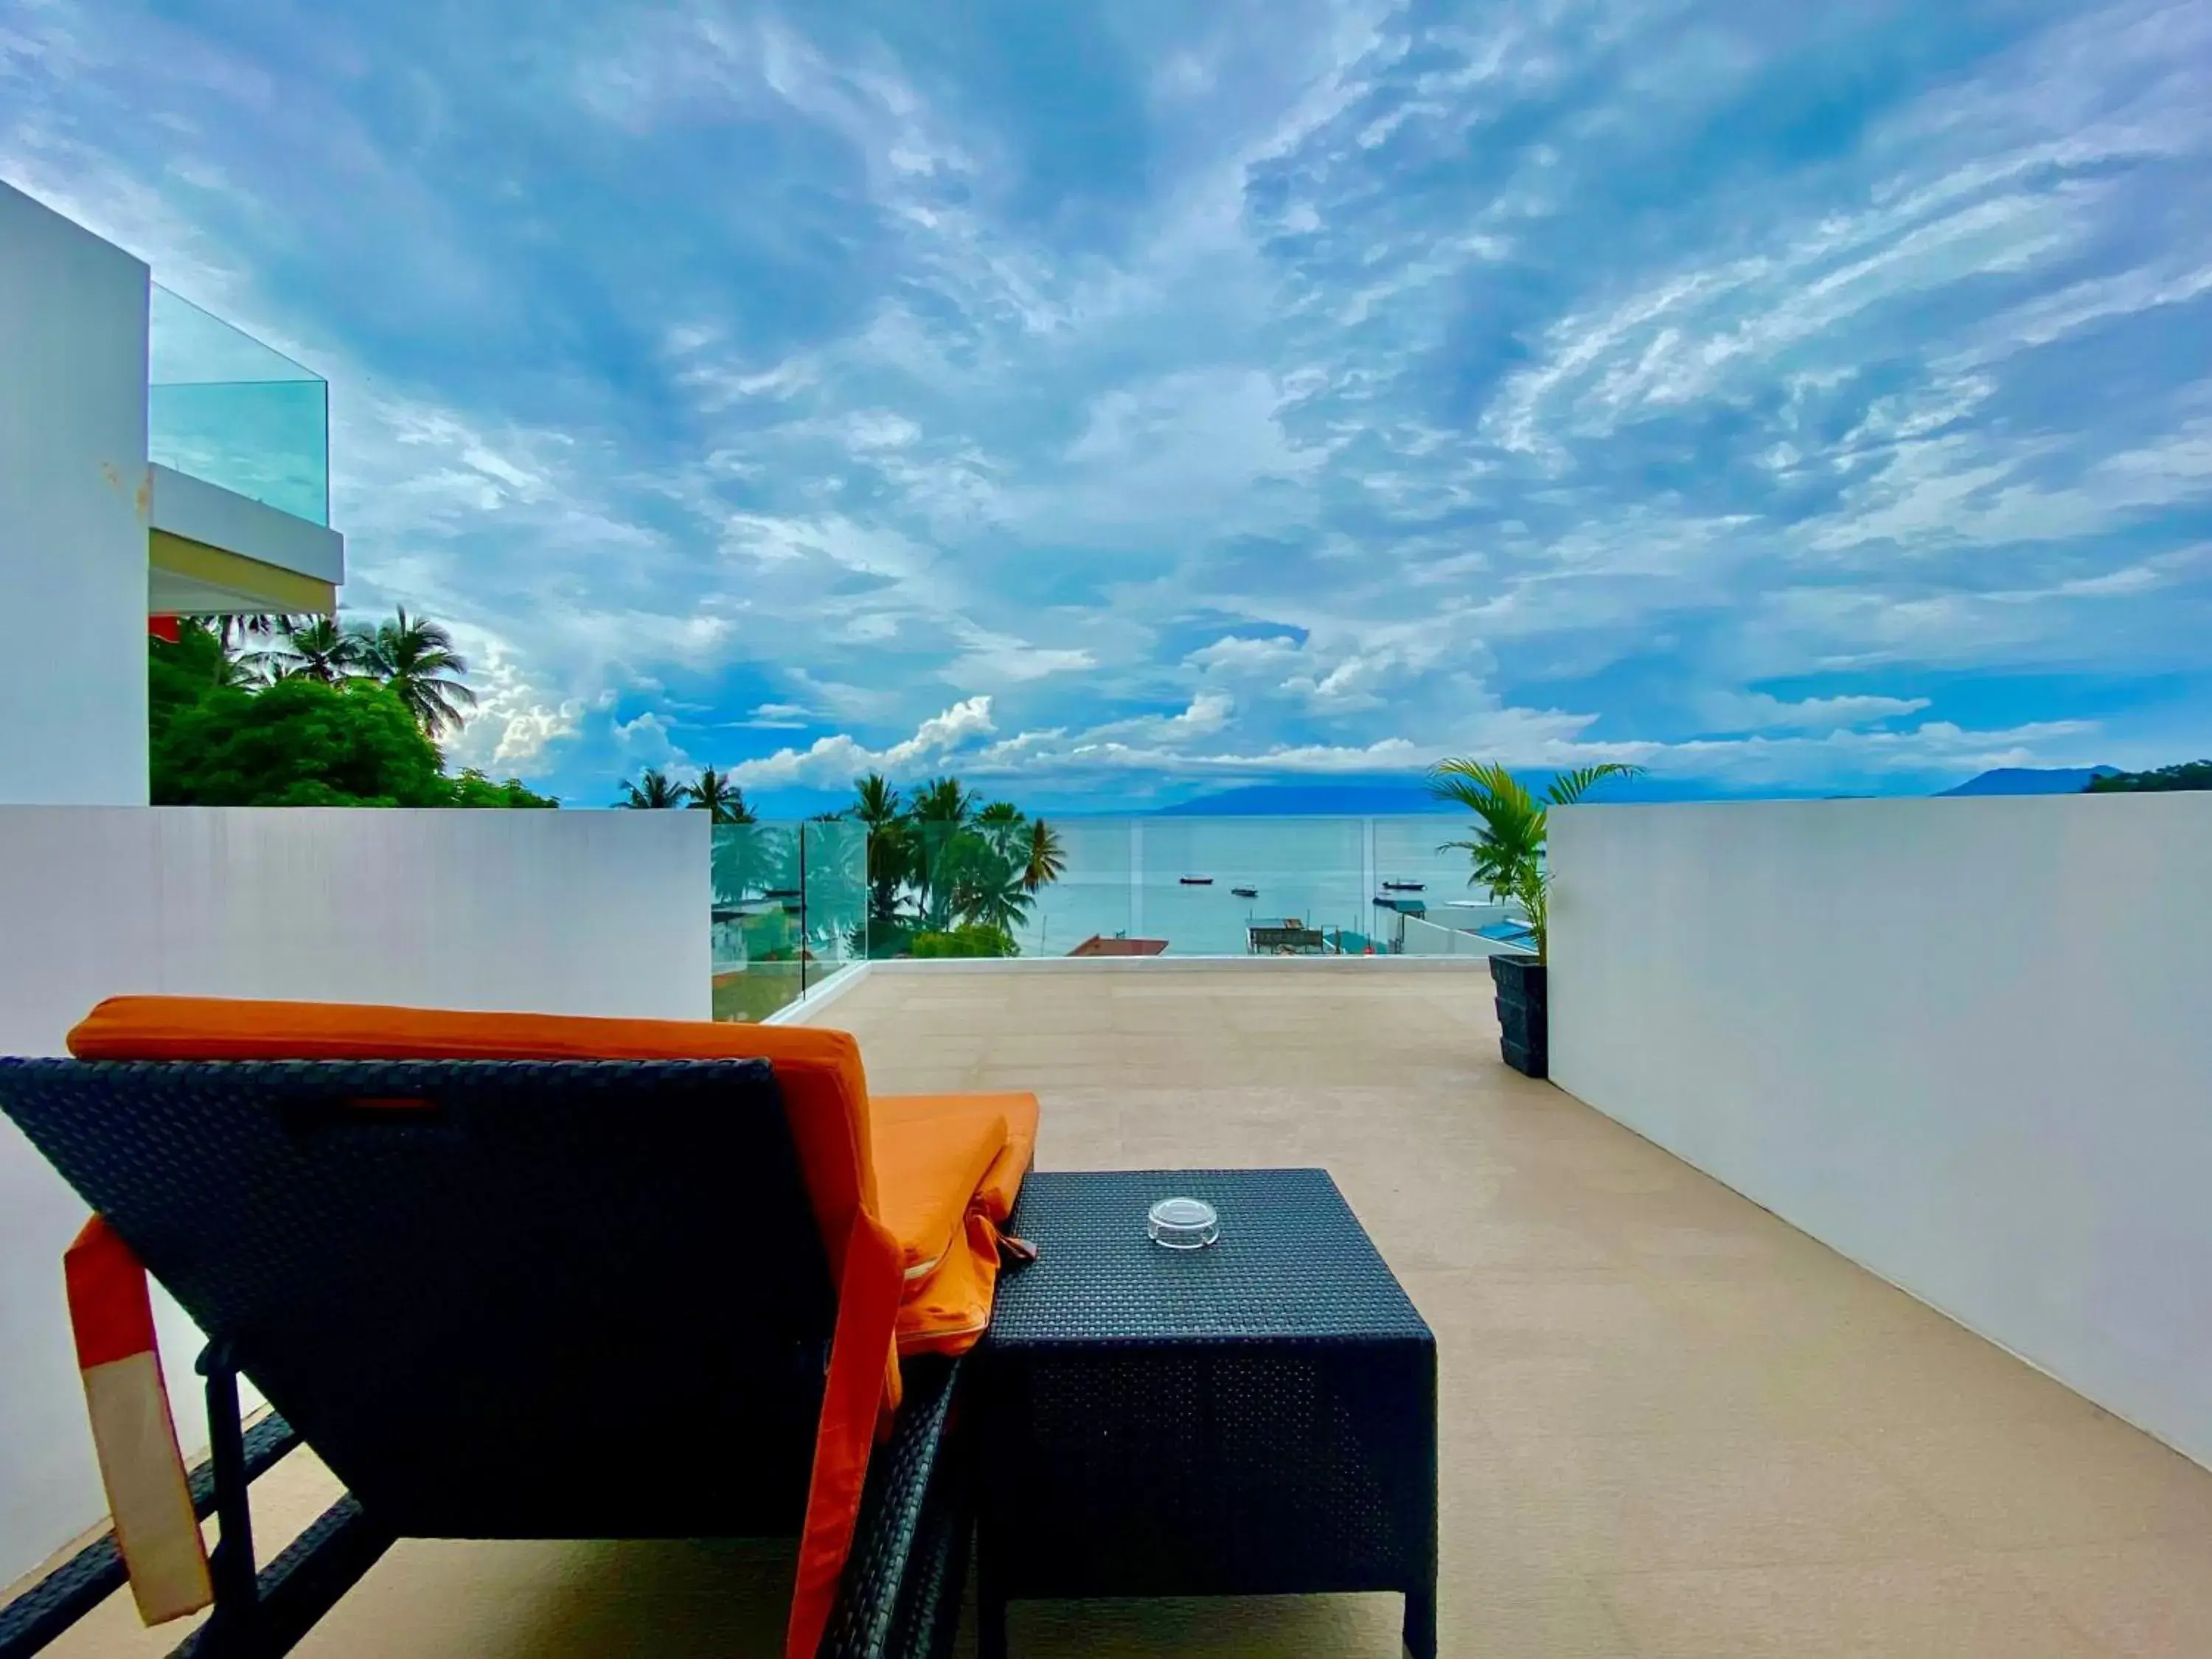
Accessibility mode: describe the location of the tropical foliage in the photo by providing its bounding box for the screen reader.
[812,772,1067,956]
[911,924,1018,959]
[2085,759,2212,793]
[149,616,554,808]
[616,768,686,809]
[686,766,756,823]
[1425,760,1643,961]
[347,609,478,739]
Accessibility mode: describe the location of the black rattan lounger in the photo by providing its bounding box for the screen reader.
[0,1057,967,1659]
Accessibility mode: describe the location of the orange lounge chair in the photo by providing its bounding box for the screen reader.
[0,997,1038,1659]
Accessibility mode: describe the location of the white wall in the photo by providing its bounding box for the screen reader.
[0,806,709,1585]
[1549,794,2212,1467]
[0,181,152,806]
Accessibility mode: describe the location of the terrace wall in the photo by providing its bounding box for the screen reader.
[1548,793,2212,1468]
[0,805,708,1585]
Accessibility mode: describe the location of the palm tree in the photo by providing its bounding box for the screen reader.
[254,616,364,685]
[1022,818,1067,893]
[617,768,686,809]
[939,830,1034,936]
[686,766,756,824]
[975,799,1026,863]
[908,776,975,928]
[349,608,477,738]
[850,773,911,930]
[911,776,973,826]
[215,613,305,654]
[1426,759,1643,958]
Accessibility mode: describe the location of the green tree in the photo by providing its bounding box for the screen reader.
[253,616,364,685]
[851,773,912,929]
[1425,760,1644,960]
[150,620,257,745]
[617,768,686,808]
[686,766,757,824]
[911,924,1017,959]
[155,678,451,807]
[449,770,558,808]
[1023,818,1067,892]
[2087,760,2212,793]
[349,608,478,738]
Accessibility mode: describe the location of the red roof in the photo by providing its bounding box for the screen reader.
[1067,935,1169,957]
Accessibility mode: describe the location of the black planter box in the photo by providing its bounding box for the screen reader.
[1488,953,1548,1077]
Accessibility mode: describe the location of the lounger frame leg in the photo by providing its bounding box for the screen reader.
[196,1346,260,1648]
[170,1346,396,1659]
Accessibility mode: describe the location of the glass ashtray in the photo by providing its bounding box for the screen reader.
[1147,1196,1220,1250]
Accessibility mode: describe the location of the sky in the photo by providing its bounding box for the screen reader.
[6,0,2211,811]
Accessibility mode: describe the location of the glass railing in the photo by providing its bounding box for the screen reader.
[846,815,1527,962]
[712,815,1528,1010]
[710,820,869,1021]
[149,285,330,525]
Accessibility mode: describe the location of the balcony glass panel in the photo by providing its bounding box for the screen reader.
[711,821,869,1020]
[149,285,330,526]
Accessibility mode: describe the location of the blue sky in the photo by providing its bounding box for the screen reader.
[7,0,2210,810]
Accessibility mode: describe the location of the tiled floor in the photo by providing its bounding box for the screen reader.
[34,962,2212,1657]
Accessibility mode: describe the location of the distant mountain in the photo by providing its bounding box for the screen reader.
[1938,766,2120,797]
[1151,780,1452,815]
[1150,771,1733,815]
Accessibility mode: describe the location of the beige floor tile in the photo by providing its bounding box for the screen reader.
[1852,1416,2212,1550]
[1604,1558,2096,1658]
[1474,1428,1961,1575]
[1999,1534,2212,1658]
[1767,1319,2110,1434]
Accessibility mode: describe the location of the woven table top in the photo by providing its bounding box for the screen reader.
[986,1168,1431,1350]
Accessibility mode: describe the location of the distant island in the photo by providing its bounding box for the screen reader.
[1152,780,1453,815]
[1937,766,2120,797]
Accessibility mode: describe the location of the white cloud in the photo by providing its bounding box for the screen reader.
[730,696,998,787]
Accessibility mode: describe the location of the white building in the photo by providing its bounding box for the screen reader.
[0,178,346,805]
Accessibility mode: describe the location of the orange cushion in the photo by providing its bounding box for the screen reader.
[895,1210,1001,1357]
[68,996,880,1276]
[872,1091,1039,1225]
[870,1092,1040,1360]
[872,1108,1006,1281]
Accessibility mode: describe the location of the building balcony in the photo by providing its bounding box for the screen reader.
[146,286,342,617]
[24,955,2212,1658]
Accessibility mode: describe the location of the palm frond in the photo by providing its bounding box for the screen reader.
[1543,762,1645,807]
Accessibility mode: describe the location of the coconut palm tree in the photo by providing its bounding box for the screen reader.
[254,616,364,685]
[686,766,756,824]
[1023,818,1067,893]
[215,613,305,654]
[911,776,973,826]
[850,773,911,931]
[617,768,686,809]
[349,608,478,738]
[1425,759,1643,958]
[908,776,975,928]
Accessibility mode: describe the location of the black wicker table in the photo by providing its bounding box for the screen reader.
[976,1168,1436,1658]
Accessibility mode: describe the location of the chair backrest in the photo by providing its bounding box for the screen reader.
[0,1057,837,1540]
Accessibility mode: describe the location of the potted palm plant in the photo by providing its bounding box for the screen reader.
[1427,760,1642,1077]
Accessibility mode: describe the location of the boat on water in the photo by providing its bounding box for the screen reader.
[1231,886,1259,898]
[1382,880,1426,892]
[1179,874,1214,886]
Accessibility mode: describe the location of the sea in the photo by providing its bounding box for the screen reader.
[1010,815,1484,957]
